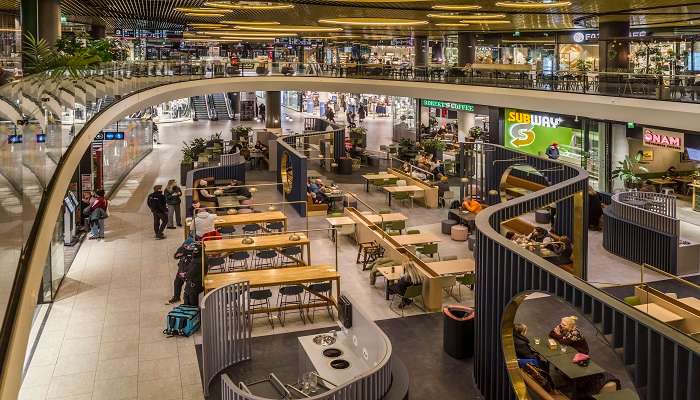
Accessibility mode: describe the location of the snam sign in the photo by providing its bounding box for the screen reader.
[643,128,684,152]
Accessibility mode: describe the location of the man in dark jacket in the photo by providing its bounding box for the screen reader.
[182,244,203,306]
[147,185,168,239]
[170,240,195,304]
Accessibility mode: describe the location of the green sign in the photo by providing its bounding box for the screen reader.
[421,99,475,113]
[504,108,574,156]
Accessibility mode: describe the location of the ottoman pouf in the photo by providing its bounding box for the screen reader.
[442,219,458,234]
[451,225,469,241]
[535,209,550,224]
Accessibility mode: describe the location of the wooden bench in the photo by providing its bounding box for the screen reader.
[501,217,574,273]
[307,193,329,216]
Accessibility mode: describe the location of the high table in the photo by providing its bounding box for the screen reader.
[361,172,397,192]
[383,185,425,206]
[364,213,408,225]
[634,303,684,323]
[214,211,288,231]
[203,265,340,313]
[203,233,311,266]
[325,216,356,241]
[392,232,442,247]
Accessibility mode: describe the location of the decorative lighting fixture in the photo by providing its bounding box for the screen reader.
[249,187,258,193]
[459,19,511,24]
[217,32,297,37]
[175,7,229,13]
[188,23,227,29]
[204,1,295,10]
[428,13,506,19]
[431,4,482,10]
[496,1,572,8]
[288,233,301,241]
[221,20,281,25]
[235,24,343,32]
[318,18,429,26]
[267,205,277,211]
[241,236,254,244]
[331,162,338,168]
[185,12,226,17]
[434,23,470,27]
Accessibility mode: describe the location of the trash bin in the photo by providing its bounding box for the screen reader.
[443,305,475,359]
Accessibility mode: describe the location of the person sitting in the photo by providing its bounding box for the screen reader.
[462,197,482,214]
[389,262,423,308]
[528,227,549,243]
[222,179,252,199]
[436,175,450,198]
[513,323,545,369]
[190,207,217,239]
[431,160,444,176]
[588,186,603,230]
[549,316,589,354]
[254,140,268,154]
[666,166,678,177]
[196,179,217,206]
[401,162,411,174]
[548,235,573,266]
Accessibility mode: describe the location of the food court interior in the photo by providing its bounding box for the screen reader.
[4,2,700,400]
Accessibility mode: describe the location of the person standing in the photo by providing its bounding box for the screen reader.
[258,102,266,123]
[545,142,560,160]
[87,189,108,239]
[147,185,168,239]
[358,104,366,123]
[165,179,183,229]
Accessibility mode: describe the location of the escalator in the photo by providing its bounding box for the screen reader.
[190,96,211,121]
[211,93,232,120]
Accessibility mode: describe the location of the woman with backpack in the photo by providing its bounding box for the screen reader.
[164,179,183,229]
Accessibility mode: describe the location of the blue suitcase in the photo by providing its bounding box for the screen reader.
[164,305,200,336]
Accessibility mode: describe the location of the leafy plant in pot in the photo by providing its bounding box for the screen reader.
[422,138,446,160]
[231,126,252,143]
[469,126,484,141]
[398,138,418,161]
[611,154,648,189]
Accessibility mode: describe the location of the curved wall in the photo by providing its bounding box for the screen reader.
[4,75,700,399]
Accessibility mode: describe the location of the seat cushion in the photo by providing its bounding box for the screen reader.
[441,219,458,234]
[451,225,469,241]
[250,289,272,300]
[279,285,304,296]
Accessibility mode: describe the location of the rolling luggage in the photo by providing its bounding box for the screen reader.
[164,304,200,337]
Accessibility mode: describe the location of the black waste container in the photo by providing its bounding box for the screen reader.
[337,158,353,175]
[443,305,475,359]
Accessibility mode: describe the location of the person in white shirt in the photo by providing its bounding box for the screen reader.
[190,208,217,239]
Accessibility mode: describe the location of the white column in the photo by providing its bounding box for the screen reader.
[458,111,475,143]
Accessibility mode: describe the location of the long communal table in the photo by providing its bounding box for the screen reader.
[203,233,311,267]
[214,211,288,231]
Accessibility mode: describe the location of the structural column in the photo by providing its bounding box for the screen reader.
[21,0,61,72]
[91,25,106,39]
[457,32,476,66]
[457,111,475,143]
[599,18,630,72]
[414,36,428,67]
[265,91,281,129]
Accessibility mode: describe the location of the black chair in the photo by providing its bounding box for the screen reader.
[279,246,303,266]
[242,224,261,235]
[227,251,250,270]
[255,249,277,269]
[305,282,334,323]
[249,289,274,329]
[266,221,284,232]
[277,285,305,326]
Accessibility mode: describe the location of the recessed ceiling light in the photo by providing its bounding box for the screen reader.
[175,7,229,13]
[184,12,226,17]
[220,36,279,40]
[188,23,228,28]
[459,20,511,24]
[235,25,343,32]
[428,13,505,20]
[216,31,297,37]
[434,23,471,27]
[203,1,295,10]
[318,18,429,26]
[431,4,482,10]
[496,1,571,8]
[221,20,281,25]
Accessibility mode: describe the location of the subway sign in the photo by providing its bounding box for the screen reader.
[421,99,475,113]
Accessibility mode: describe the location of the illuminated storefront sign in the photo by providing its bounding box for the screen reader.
[573,31,598,43]
[421,99,475,112]
[504,108,572,155]
[643,128,684,152]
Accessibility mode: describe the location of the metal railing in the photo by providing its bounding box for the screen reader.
[610,191,679,236]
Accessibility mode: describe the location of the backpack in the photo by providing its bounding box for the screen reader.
[164,304,200,337]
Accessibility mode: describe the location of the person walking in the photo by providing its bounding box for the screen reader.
[258,103,266,123]
[147,185,168,239]
[358,104,366,123]
[87,189,108,239]
[165,179,183,229]
[325,107,335,123]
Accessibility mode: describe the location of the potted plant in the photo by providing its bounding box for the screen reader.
[469,126,484,141]
[611,154,648,189]
[398,138,418,161]
[231,126,252,143]
[421,138,446,160]
[180,143,196,184]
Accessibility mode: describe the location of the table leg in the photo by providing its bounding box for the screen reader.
[385,279,390,300]
[365,179,369,192]
[388,192,392,206]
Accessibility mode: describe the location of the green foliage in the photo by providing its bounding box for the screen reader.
[421,138,446,153]
[574,59,592,73]
[231,126,253,141]
[182,137,207,163]
[611,153,649,187]
[469,126,484,140]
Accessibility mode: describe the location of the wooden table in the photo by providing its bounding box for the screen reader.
[204,233,310,264]
[203,266,340,313]
[592,388,640,400]
[217,195,240,208]
[426,259,475,275]
[383,185,425,206]
[361,172,397,191]
[529,336,605,385]
[214,211,288,231]
[634,303,684,323]
[648,178,677,192]
[392,232,442,247]
[678,297,700,311]
[364,213,408,225]
[325,216,356,241]
[377,264,403,300]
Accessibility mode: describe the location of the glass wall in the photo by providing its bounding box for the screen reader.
[101,119,153,194]
[392,96,416,142]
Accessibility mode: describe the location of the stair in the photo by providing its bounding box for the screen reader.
[191,96,210,121]
[211,93,232,120]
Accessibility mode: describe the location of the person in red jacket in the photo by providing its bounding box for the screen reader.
[88,189,108,239]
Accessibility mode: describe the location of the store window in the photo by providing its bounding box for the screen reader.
[392,97,416,142]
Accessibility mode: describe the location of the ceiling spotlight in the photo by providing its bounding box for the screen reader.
[235,25,343,32]
[459,20,511,24]
[431,4,482,10]
[496,1,572,8]
[204,1,295,10]
[221,20,281,25]
[434,23,471,27]
[318,18,429,26]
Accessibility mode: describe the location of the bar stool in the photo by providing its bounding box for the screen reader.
[266,221,284,232]
[218,226,236,235]
[277,285,305,326]
[255,249,277,269]
[206,255,226,274]
[249,289,274,329]
[279,246,303,265]
[242,223,261,235]
[227,251,250,270]
[305,282,334,322]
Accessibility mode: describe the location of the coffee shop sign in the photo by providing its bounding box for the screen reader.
[643,128,684,152]
[573,32,598,43]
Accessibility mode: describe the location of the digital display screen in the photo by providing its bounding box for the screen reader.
[8,134,22,144]
[686,147,700,161]
[36,134,46,143]
[103,131,125,140]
